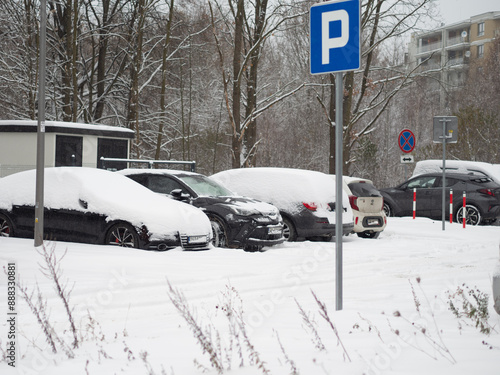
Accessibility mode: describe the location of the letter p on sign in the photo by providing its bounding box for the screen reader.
[322,10,349,64]
[310,0,360,75]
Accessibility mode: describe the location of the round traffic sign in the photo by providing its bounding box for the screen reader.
[398,129,415,153]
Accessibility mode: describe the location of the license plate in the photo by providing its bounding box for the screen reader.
[188,235,207,244]
[367,219,379,226]
[268,226,282,235]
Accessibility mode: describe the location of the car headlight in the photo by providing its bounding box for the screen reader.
[227,205,260,216]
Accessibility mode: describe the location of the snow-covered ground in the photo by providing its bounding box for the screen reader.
[1,217,499,375]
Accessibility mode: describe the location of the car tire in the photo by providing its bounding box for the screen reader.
[244,244,263,252]
[455,205,482,226]
[282,217,297,242]
[357,231,380,239]
[383,203,392,217]
[0,213,14,237]
[105,223,140,248]
[209,215,228,248]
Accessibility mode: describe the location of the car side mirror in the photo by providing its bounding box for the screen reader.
[170,189,190,202]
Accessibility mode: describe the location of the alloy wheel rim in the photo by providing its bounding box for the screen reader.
[110,227,135,247]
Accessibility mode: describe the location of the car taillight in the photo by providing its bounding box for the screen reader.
[348,195,359,211]
[303,202,318,211]
[478,188,495,197]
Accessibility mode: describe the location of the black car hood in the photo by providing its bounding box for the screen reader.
[193,195,278,216]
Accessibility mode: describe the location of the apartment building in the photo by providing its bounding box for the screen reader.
[406,11,500,107]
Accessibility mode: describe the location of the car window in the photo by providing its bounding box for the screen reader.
[348,182,381,197]
[435,177,459,187]
[147,175,186,195]
[407,176,437,189]
[127,174,148,186]
[178,175,234,197]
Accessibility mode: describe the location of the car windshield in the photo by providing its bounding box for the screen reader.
[178,175,234,197]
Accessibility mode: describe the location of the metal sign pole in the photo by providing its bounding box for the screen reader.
[441,120,446,230]
[335,71,343,311]
[310,0,360,312]
[439,118,451,231]
[34,0,46,247]
[433,116,457,230]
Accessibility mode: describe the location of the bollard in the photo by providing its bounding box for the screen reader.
[450,189,453,224]
[462,191,466,228]
[413,188,416,219]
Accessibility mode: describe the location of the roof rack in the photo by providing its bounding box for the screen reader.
[100,157,196,172]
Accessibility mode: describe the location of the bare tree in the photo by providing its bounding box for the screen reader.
[330,0,437,174]
[210,0,306,168]
[0,0,40,119]
[48,0,81,122]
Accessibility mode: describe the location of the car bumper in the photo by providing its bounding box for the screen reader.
[297,220,354,239]
[352,213,386,233]
[144,233,211,251]
[236,223,285,248]
[482,203,500,223]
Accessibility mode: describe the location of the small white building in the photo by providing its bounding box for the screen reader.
[0,120,134,177]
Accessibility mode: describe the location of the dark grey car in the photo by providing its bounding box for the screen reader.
[380,173,500,225]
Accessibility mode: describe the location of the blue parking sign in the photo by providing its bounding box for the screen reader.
[310,0,361,74]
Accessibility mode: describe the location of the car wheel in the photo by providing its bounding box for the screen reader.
[244,244,263,252]
[383,203,392,217]
[0,213,14,237]
[357,231,380,239]
[209,216,228,248]
[106,223,140,248]
[455,205,482,226]
[282,217,297,242]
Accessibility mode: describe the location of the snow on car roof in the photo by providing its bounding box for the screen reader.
[413,160,500,184]
[212,167,341,208]
[344,176,374,185]
[0,167,211,238]
[118,168,197,176]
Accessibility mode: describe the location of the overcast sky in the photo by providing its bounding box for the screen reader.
[436,0,499,25]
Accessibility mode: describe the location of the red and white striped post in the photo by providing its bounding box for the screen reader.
[449,189,453,224]
[462,191,467,228]
[413,188,416,219]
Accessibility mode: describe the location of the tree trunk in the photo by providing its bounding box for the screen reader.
[243,0,268,168]
[231,0,244,169]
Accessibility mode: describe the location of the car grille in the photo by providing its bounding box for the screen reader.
[180,233,210,250]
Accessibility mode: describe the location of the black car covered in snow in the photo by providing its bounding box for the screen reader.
[0,167,212,250]
[119,169,285,251]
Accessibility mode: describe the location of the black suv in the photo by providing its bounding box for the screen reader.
[119,169,284,251]
[380,173,500,225]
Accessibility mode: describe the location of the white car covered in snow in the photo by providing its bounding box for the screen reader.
[211,167,353,241]
[0,167,212,250]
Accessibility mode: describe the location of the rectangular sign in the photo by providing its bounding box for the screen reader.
[400,155,415,164]
[433,116,458,143]
[310,0,361,74]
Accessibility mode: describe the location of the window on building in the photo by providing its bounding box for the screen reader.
[97,138,128,170]
[478,22,485,36]
[55,135,83,167]
[478,44,484,58]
